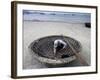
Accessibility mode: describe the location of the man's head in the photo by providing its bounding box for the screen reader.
[54,39,67,54]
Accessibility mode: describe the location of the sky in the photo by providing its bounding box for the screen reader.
[23,10,91,23]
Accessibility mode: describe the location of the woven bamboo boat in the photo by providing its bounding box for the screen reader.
[28,35,82,66]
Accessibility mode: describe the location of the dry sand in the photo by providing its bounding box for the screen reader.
[23,21,90,69]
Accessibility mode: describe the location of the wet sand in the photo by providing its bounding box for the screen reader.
[23,21,90,69]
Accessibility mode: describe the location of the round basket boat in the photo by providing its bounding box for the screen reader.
[28,35,82,66]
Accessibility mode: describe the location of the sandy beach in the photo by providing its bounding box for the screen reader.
[23,21,91,69]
